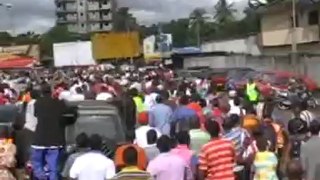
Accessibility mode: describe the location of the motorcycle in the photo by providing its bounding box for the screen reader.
[274,88,318,110]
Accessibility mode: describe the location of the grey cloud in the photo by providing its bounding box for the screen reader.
[4,0,247,34]
[0,0,55,34]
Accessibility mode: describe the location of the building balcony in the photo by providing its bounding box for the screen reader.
[261,25,319,46]
[87,3,111,11]
[57,17,78,24]
[56,7,77,14]
[88,14,111,22]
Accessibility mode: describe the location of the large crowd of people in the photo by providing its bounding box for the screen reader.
[0,64,317,180]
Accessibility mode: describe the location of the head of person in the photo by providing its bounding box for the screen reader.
[137,111,148,125]
[263,115,273,124]
[89,134,102,151]
[156,135,172,153]
[179,95,190,106]
[205,119,220,138]
[248,78,254,84]
[161,91,170,101]
[40,83,51,96]
[233,96,241,106]
[129,88,139,97]
[288,117,308,135]
[223,114,240,131]
[147,129,158,145]
[75,87,83,94]
[190,117,201,130]
[286,159,304,180]
[199,99,207,108]
[211,98,219,108]
[76,133,89,148]
[256,137,269,152]
[245,105,256,115]
[176,131,190,146]
[309,120,320,136]
[123,146,138,167]
[155,95,164,104]
[30,89,40,100]
[190,94,200,103]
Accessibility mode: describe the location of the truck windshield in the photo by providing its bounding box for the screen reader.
[65,115,125,144]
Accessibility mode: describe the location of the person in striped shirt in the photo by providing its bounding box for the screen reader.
[198,120,236,180]
[252,137,278,180]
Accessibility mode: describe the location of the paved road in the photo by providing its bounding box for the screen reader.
[272,99,320,131]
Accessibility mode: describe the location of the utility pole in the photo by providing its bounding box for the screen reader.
[291,0,298,73]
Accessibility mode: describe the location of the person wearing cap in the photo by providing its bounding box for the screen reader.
[134,111,161,148]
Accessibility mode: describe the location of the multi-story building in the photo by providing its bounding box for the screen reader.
[259,0,320,55]
[55,0,113,34]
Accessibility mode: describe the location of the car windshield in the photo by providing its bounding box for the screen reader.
[65,115,125,144]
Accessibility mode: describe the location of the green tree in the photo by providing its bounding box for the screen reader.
[214,0,237,25]
[189,8,207,47]
[39,25,78,57]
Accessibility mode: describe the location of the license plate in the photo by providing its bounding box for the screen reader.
[217,83,222,86]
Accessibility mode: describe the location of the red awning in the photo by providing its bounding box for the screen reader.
[0,57,35,69]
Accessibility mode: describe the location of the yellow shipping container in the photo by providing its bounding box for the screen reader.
[91,32,141,60]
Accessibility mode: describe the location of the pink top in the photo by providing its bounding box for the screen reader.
[147,153,193,180]
[170,145,194,166]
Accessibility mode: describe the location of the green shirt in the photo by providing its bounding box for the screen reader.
[189,129,211,155]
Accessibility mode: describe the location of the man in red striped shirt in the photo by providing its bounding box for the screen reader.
[198,120,236,180]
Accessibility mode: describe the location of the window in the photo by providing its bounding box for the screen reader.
[80,13,84,16]
[79,2,83,6]
[290,15,299,27]
[100,23,103,29]
[308,10,318,25]
[103,0,108,4]
[81,23,84,27]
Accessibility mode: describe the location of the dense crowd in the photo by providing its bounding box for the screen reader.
[0,65,317,180]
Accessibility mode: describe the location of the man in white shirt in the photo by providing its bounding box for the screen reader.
[135,112,161,148]
[144,92,159,111]
[69,134,115,180]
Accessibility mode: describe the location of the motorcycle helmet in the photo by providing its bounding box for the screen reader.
[288,117,308,135]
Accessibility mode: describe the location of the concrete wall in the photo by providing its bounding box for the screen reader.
[201,36,261,55]
[183,54,320,84]
[260,5,320,46]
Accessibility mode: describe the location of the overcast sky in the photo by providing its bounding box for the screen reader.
[0,0,247,34]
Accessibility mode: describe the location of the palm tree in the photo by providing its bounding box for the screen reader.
[213,0,236,25]
[189,8,207,47]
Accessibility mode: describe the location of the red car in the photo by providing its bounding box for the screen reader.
[253,71,318,96]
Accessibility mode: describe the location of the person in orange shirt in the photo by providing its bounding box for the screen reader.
[114,132,147,172]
